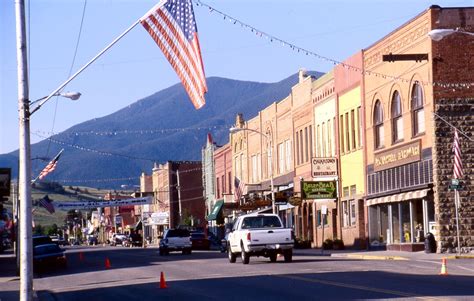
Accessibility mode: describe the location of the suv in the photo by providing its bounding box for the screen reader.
[110,233,128,246]
[159,229,192,255]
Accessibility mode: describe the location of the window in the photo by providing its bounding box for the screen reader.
[350,200,356,226]
[252,155,258,183]
[285,140,291,171]
[411,82,425,136]
[317,210,328,226]
[299,130,304,163]
[357,106,362,148]
[278,143,285,174]
[374,100,384,149]
[391,91,403,143]
[343,186,349,197]
[342,201,349,227]
[216,177,220,198]
[345,112,350,152]
[309,125,313,159]
[228,172,232,193]
[351,109,356,150]
[316,125,321,157]
[327,119,332,156]
[295,132,300,165]
[304,127,309,162]
[257,153,261,180]
[222,175,225,195]
[339,116,345,153]
[350,185,357,196]
[322,122,326,157]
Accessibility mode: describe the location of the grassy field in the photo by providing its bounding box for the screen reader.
[2,184,128,228]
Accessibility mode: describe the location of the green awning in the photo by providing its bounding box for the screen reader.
[207,200,224,221]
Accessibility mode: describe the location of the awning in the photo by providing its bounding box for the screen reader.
[207,200,224,221]
[128,220,142,230]
[366,188,430,206]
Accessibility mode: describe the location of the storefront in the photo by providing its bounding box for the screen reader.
[367,189,434,251]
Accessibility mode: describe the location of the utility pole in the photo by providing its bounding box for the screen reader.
[177,169,182,225]
[15,0,33,300]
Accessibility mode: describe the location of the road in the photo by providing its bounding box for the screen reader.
[1,246,474,300]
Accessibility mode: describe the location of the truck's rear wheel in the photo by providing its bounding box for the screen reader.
[228,245,236,263]
[269,253,277,262]
[241,249,250,264]
[284,249,293,262]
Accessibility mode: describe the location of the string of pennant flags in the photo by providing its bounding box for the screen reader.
[194,0,474,90]
[33,124,232,137]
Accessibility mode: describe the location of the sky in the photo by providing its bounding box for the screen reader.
[1,0,473,155]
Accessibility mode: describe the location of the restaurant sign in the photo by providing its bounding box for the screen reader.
[374,140,421,172]
[301,181,337,200]
[311,157,338,178]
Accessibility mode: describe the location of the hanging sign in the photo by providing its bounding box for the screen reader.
[301,181,337,200]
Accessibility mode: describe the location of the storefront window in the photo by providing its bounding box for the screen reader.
[369,204,388,245]
[413,200,424,242]
[401,202,411,243]
[391,204,400,243]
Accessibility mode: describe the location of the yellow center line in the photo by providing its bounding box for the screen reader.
[275,274,443,300]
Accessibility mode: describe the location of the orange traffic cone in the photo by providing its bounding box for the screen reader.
[439,258,448,275]
[79,252,84,261]
[105,257,111,269]
[159,271,168,289]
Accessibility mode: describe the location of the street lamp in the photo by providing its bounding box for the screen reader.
[229,127,276,214]
[428,28,474,41]
[29,92,81,115]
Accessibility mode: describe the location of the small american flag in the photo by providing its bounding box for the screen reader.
[453,129,463,179]
[38,195,55,214]
[38,149,63,180]
[140,0,207,109]
[234,177,245,202]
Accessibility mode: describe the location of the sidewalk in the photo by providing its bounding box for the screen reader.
[293,248,474,261]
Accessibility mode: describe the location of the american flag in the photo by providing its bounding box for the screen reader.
[453,129,463,179]
[38,149,63,180]
[234,177,245,202]
[38,195,55,214]
[140,0,207,109]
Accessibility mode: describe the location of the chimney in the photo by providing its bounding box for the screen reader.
[298,68,307,83]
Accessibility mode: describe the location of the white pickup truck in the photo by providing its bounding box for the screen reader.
[227,213,294,264]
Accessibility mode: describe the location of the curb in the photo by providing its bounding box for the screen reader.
[331,253,409,261]
[446,255,474,260]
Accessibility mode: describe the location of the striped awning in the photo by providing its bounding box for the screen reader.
[366,188,430,206]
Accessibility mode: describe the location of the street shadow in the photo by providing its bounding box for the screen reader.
[36,270,474,301]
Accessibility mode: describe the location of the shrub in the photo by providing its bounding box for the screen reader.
[333,238,345,250]
[323,239,333,250]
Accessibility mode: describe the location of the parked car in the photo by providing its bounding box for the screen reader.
[227,213,294,264]
[128,233,143,247]
[159,228,192,255]
[190,232,210,250]
[110,233,128,246]
[33,243,67,271]
[49,235,68,246]
[220,231,230,253]
[33,235,53,248]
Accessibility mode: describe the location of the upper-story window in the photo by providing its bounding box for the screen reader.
[374,100,384,149]
[411,82,425,136]
[391,91,403,144]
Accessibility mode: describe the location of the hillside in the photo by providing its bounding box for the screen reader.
[0,72,323,188]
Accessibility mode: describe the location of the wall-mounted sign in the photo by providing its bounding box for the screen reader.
[0,168,11,197]
[150,212,169,225]
[311,157,338,178]
[301,181,337,200]
[374,140,421,172]
[274,192,288,205]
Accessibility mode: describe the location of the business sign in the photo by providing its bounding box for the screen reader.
[374,140,421,172]
[274,191,288,205]
[0,168,11,197]
[311,158,337,178]
[150,212,169,225]
[301,181,337,200]
[114,215,123,226]
[54,196,153,210]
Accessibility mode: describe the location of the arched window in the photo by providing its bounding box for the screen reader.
[374,100,384,149]
[391,91,403,143]
[411,82,425,135]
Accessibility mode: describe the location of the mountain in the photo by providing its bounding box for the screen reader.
[0,72,323,188]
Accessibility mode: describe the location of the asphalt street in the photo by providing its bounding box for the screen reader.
[1,246,474,300]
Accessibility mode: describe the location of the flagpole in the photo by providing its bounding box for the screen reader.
[30,19,141,116]
[454,189,461,255]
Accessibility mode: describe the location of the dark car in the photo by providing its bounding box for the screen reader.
[190,232,210,250]
[128,233,143,247]
[33,243,67,270]
[33,235,53,247]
